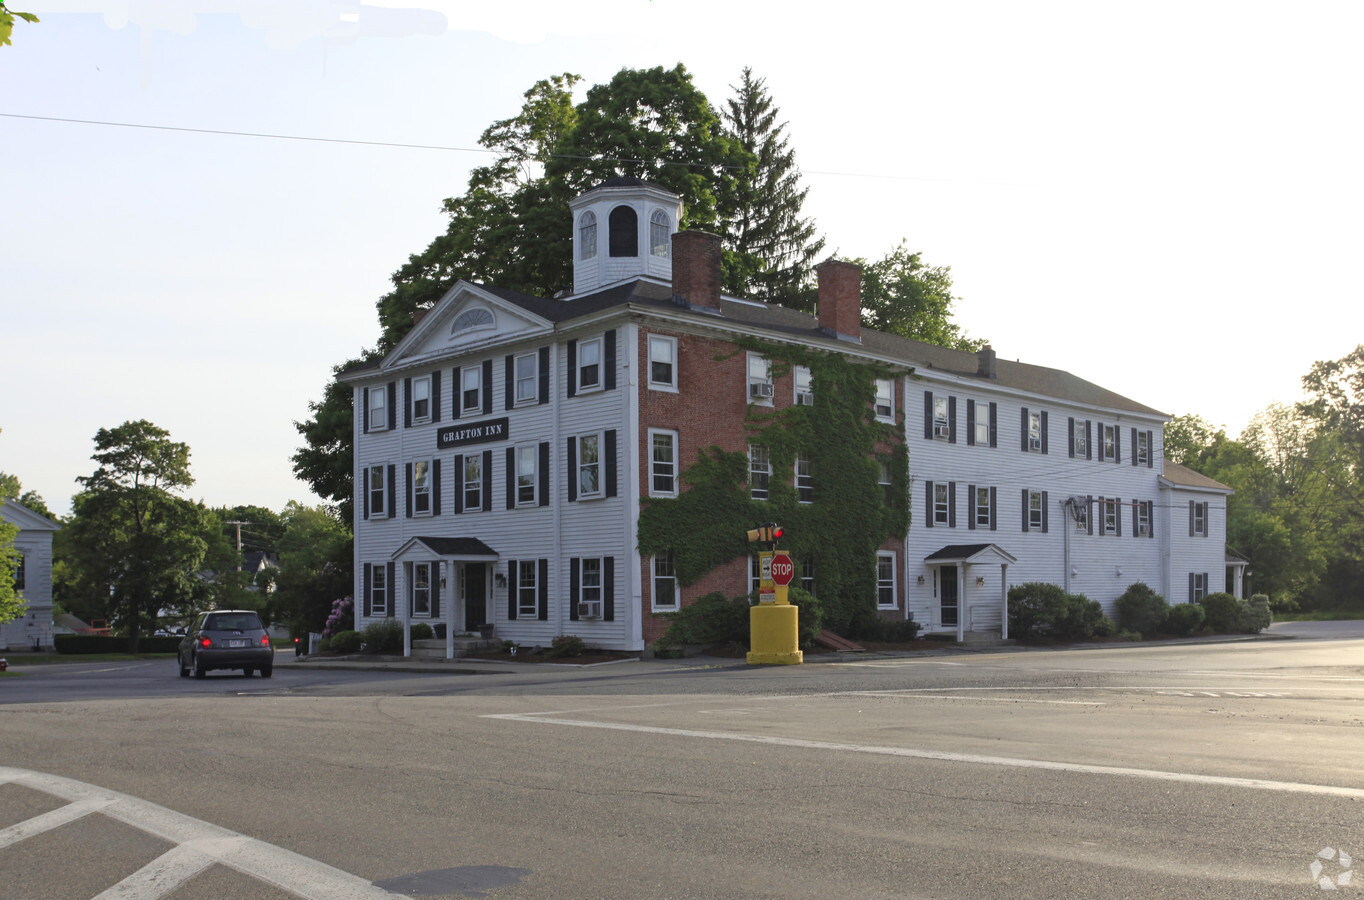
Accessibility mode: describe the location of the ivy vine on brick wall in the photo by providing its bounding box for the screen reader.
[637,340,909,632]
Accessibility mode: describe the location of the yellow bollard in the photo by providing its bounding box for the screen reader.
[747,582,802,665]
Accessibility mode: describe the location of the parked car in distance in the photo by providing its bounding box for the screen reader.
[178,610,274,678]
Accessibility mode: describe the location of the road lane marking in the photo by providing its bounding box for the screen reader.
[0,767,395,899]
[484,712,1364,800]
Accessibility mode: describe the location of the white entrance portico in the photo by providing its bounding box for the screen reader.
[923,543,1018,642]
[391,536,499,658]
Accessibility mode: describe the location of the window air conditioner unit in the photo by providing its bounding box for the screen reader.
[1139,524,1150,537]
[796,392,814,406]
[877,404,894,418]
[933,423,950,438]
[1030,438,1042,451]
[577,600,602,619]
[750,382,775,399]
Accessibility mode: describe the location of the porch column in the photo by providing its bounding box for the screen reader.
[999,563,1009,640]
[401,563,411,658]
[956,562,966,642]
[444,561,455,659]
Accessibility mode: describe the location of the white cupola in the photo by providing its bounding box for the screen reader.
[568,178,684,296]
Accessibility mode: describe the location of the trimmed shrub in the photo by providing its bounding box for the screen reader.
[1053,595,1113,641]
[1008,582,1070,641]
[548,635,585,658]
[655,592,750,649]
[1198,593,1243,633]
[1164,602,1206,636]
[1115,583,1169,635]
[786,586,825,648]
[361,618,403,654]
[52,635,181,654]
[1243,595,1272,633]
[327,630,362,654]
[410,622,434,641]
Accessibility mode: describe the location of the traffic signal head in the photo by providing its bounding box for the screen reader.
[746,523,784,543]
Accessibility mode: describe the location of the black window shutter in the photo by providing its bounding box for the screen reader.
[481,359,493,415]
[923,391,934,440]
[386,465,396,519]
[482,450,493,512]
[1020,407,1029,451]
[570,558,580,621]
[1041,491,1049,533]
[1085,421,1093,460]
[1097,496,1105,535]
[605,330,617,390]
[606,429,618,498]
[538,558,549,621]
[1115,498,1122,536]
[432,566,441,618]
[1130,428,1138,466]
[404,377,412,428]
[1132,499,1139,538]
[604,557,615,621]
[567,437,577,502]
[967,484,976,531]
[538,442,550,507]
[505,447,515,510]
[362,387,370,432]
[948,396,957,444]
[990,487,997,532]
[508,560,518,620]
[1040,412,1049,454]
[386,562,395,610]
[453,454,464,514]
[387,383,397,431]
[925,481,935,528]
[432,459,441,516]
[966,400,976,447]
[504,355,514,410]
[1068,417,1076,458]
[405,463,414,518]
[432,370,442,423]
[1189,572,1196,601]
[362,468,370,520]
[989,402,998,448]
[1189,501,1195,536]
[1021,489,1029,532]
[363,563,372,617]
[948,481,956,528]
[451,367,461,420]
[1149,502,1155,539]
[1113,425,1121,463]
[567,340,578,397]
[1146,431,1154,468]
[538,346,550,404]
[1086,495,1093,535]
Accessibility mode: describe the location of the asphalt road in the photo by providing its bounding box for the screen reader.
[2,625,1363,899]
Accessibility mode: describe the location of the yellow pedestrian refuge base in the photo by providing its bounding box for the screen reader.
[747,603,803,665]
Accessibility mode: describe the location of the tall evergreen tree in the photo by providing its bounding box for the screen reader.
[722,68,824,309]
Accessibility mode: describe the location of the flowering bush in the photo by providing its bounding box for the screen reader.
[323,597,353,637]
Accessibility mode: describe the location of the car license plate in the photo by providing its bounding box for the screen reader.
[228,639,247,648]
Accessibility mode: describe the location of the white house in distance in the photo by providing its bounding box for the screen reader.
[1,499,61,651]
[341,178,1232,655]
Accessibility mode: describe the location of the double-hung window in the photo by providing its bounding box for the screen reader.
[578,338,602,392]
[877,553,896,608]
[934,482,950,526]
[1102,424,1117,462]
[652,554,679,610]
[974,402,992,446]
[1028,411,1043,452]
[1136,499,1153,537]
[517,560,538,618]
[1191,572,1209,601]
[749,445,770,500]
[516,445,537,505]
[411,376,431,423]
[800,558,816,595]
[1073,419,1088,459]
[1074,500,1089,534]
[648,335,677,390]
[649,429,678,497]
[876,378,895,421]
[1027,489,1046,532]
[580,557,602,608]
[412,562,431,617]
[796,457,813,503]
[747,353,773,403]
[461,367,482,415]
[368,465,387,518]
[879,460,894,507]
[577,432,602,498]
[514,353,537,405]
[463,454,482,511]
[650,210,671,257]
[370,565,388,616]
[1191,501,1208,536]
[412,460,433,516]
[1135,429,1150,466]
[795,366,813,406]
[973,485,993,529]
[13,553,25,591]
[368,387,387,432]
[932,396,950,439]
[579,211,597,259]
[1102,497,1119,535]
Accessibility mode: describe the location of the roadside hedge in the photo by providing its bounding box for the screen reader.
[53,635,182,654]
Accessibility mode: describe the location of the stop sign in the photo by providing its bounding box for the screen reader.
[770,552,795,586]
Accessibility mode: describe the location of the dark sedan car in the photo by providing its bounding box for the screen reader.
[178,610,274,678]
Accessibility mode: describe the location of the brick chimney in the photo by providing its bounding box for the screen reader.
[816,259,862,342]
[671,231,723,312]
[977,344,997,378]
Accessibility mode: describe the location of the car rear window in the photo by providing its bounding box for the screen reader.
[205,613,262,631]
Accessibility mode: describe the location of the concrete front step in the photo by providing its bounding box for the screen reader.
[409,637,499,659]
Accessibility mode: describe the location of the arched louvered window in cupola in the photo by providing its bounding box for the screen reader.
[650,209,670,258]
[578,211,597,260]
[608,205,638,257]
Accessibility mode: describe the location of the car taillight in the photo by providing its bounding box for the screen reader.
[260,635,271,646]
[199,637,212,648]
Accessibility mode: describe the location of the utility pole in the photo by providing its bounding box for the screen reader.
[225,520,250,569]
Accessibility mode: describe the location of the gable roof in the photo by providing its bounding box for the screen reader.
[0,499,61,532]
[1160,461,1233,493]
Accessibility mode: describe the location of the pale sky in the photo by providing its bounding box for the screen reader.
[3,1,1360,518]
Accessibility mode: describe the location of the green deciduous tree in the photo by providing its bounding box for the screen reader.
[856,242,985,350]
[267,502,353,635]
[722,67,825,308]
[0,3,38,47]
[0,508,21,625]
[58,421,218,650]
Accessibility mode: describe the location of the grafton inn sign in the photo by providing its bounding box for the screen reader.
[437,417,509,449]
